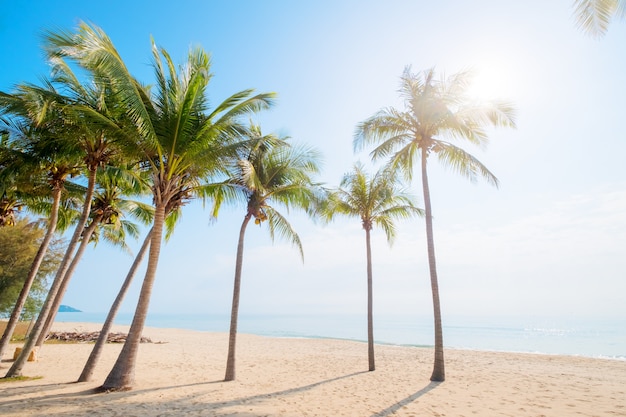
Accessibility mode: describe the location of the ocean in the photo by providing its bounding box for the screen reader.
[54,311,626,361]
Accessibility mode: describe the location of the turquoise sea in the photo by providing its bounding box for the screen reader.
[55,311,626,361]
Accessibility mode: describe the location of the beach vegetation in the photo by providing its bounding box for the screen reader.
[4,33,145,377]
[0,219,64,321]
[27,21,275,391]
[35,166,153,348]
[204,124,321,381]
[320,163,422,371]
[0,85,85,362]
[0,321,31,342]
[354,67,516,381]
[0,375,43,383]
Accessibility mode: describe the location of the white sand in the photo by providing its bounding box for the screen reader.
[1,322,624,416]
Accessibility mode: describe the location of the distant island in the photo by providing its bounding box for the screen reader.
[58,305,82,313]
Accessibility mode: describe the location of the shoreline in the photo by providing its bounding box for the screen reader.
[50,311,626,360]
[1,322,625,416]
[48,318,626,362]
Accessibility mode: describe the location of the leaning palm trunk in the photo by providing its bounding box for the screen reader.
[5,168,97,377]
[0,186,62,360]
[421,150,445,382]
[35,217,101,347]
[365,227,375,371]
[78,228,152,382]
[224,213,252,381]
[100,207,165,391]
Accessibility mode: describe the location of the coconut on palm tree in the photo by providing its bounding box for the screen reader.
[206,125,321,381]
[322,163,422,371]
[354,67,516,381]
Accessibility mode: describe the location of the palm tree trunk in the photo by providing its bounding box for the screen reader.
[224,213,252,382]
[5,168,97,378]
[421,149,445,382]
[0,186,62,361]
[365,227,375,371]
[100,206,165,391]
[36,218,101,347]
[78,228,152,382]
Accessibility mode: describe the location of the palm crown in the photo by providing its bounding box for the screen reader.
[210,126,321,259]
[354,67,516,185]
[328,163,422,243]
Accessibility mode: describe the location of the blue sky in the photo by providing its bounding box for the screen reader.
[2,1,625,324]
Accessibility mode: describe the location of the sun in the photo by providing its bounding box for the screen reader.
[466,61,519,101]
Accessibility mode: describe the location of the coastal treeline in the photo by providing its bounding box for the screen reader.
[0,21,514,390]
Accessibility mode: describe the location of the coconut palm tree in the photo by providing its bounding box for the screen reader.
[4,52,136,377]
[37,21,275,390]
[77,227,152,382]
[573,0,626,37]
[354,67,516,381]
[206,126,321,381]
[0,90,83,363]
[36,166,153,348]
[321,163,422,371]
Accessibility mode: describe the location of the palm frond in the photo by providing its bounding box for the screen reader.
[573,0,624,37]
[435,141,499,187]
[265,207,304,261]
[198,180,250,219]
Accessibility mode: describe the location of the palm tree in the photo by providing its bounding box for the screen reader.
[77,227,152,382]
[4,49,134,377]
[36,166,153,348]
[0,89,83,363]
[39,22,275,390]
[573,0,626,37]
[354,67,516,381]
[207,127,321,381]
[321,163,422,371]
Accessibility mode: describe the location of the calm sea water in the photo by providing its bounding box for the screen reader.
[54,312,626,360]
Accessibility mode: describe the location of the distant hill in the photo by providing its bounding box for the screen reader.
[58,305,82,312]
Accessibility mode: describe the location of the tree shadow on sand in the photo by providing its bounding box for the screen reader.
[0,370,370,415]
[370,381,441,417]
[105,370,371,408]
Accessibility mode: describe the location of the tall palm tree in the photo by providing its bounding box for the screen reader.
[321,163,422,371]
[0,90,83,363]
[573,0,626,37]
[36,22,275,390]
[4,49,134,377]
[207,127,321,381]
[77,227,152,382]
[354,67,516,381]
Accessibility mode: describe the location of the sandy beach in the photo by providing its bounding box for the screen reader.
[1,322,624,417]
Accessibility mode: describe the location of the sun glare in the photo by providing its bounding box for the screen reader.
[467,62,519,101]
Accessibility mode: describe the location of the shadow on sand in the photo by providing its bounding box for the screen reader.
[0,370,370,415]
[2,371,442,416]
[370,381,442,417]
